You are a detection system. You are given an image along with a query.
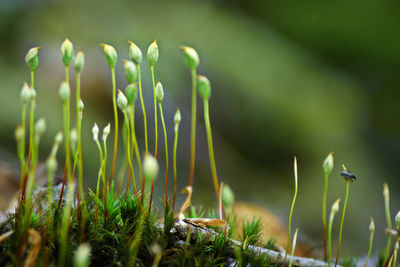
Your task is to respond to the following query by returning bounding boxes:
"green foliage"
[339,256,357,267]
[242,216,263,246]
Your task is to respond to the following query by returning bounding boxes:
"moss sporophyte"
[4,39,393,266]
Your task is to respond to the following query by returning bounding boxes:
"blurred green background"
[1,0,399,256]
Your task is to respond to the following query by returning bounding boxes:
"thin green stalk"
[188,68,197,187]
[45,136,61,231]
[59,150,78,267]
[123,111,148,224]
[129,104,143,191]
[24,136,39,225]
[45,165,56,224]
[76,72,86,241]
[58,68,71,207]
[21,119,44,253]
[76,74,84,202]
[26,94,35,183]
[150,66,158,158]
[116,154,128,194]
[328,199,340,266]
[288,228,299,267]
[172,119,180,210]
[364,218,375,267]
[137,64,148,156]
[335,181,350,267]
[384,182,392,263]
[102,138,108,183]
[322,152,334,262]
[100,139,107,206]
[30,70,35,88]
[148,66,158,214]
[159,104,169,206]
[203,99,219,197]
[58,99,71,207]
[22,72,36,202]
[95,139,103,198]
[392,240,399,267]
[284,157,298,265]
[109,67,118,187]
[322,172,329,261]
[18,104,27,189]
[123,111,138,194]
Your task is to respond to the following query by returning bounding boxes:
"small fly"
[340,164,356,182]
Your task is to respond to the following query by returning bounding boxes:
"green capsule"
[61,38,74,67]
[30,87,37,100]
[198,75,211,100]
[70,128,78,151]
[55,131,63,145]
[92,123,99,142]
[20,82,31,104]
[181,46,199,70]
[143,154,159,181]
[25,47,40,71]
[129,41,142,65]
[101,43,117,68]
[35,118,46,137]
[117,90,128,112]
[323,152,334,176]
[395,211,400,229]
[73,243,91,267]
[102,123,111,142]
[222,184,235,210]
[125,83,138,105]
[78,99,84,113]
[14,125,24,142]
[46,156,58,174]
[74,50,85,73]
[58,81,70,103]
[369,217,375,232]
[123,60,138,84]
[155,80,164,103]
[147,39,159,66]
[174,109,181,125]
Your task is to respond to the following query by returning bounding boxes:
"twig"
[171,219,338,267]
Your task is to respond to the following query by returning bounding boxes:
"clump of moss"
[1,38,398,267]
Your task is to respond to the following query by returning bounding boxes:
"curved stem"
[322,173,329,261]
[188,68,197,187]
[123,113,138,196]
[327,205,337,266]
[24,98,36,198]
[150,66,158,158]
[95,140,103,197]
[384,183,392,263]
[109,68,118,188]
[203,99,219,197]
[76,74,84,199]
[172,122,180,210]
[18,104,27,190]
[335,181,350,267]
[148,65,158,214]
[137,65,148,156]
[58,100,71,207]
[284,157,298,265]
[288,228,299,267]
[159,104,169,207]
[364,226,374,267]
[123,112,149,225]
[129,104,143,192]
[76,72,86,241]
